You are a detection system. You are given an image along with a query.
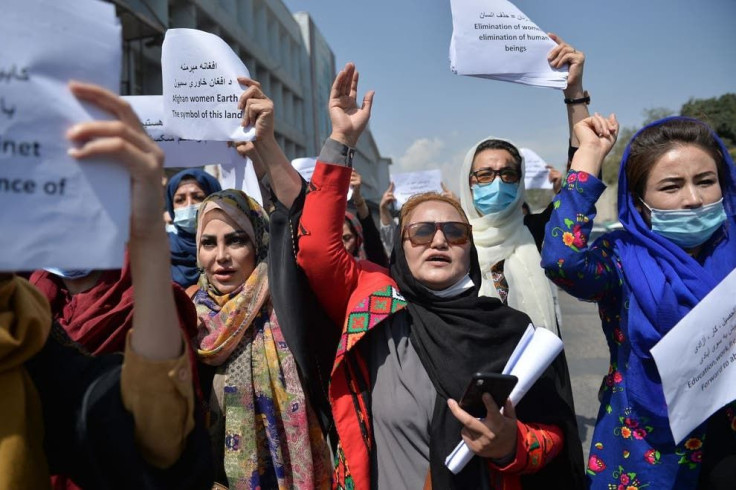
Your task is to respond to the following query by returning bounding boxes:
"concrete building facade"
[111,0,391,205]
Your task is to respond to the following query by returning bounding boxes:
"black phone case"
[459,372,518,418]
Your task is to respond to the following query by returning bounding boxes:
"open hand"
[329,63,374,148]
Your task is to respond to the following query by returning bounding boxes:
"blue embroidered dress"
[541,170,736,489]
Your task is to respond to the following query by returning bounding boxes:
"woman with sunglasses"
[458,33,586,335]
[294,62,583,490]
[542,114,736,488]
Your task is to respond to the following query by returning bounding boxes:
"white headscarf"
[459,136,557,333]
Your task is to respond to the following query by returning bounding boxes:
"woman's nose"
[682,184,704,209]
[430,228,448,248]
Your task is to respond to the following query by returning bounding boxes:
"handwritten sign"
[390,169,443,208]
[1,0,129,271]
[217,151,263,206]
[124,95,231,167]
[652,268,736,444]
[449,0,567,88]
[291,157,353,200]
[162,28,255,141]
[520,148,553,190]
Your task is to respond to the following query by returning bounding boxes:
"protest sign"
[217,150,263,206]
[652,268,736,443]
[291,157,352,200]
[162,28,255,142]
[449,0,567,88]
[291,157,317,182]
[1,0,128,271]
[124,95,231,167]
[521,148,553,190]
[446,325,563,472]
[391,169,443,208]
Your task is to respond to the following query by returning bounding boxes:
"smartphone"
[459,372,518,418]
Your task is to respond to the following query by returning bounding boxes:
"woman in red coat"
[293,63,583,490]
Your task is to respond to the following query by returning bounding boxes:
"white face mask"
[173,204,200,234]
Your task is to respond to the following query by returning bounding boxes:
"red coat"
[297,162,564,490]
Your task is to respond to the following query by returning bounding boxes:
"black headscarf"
[389,221,584,489]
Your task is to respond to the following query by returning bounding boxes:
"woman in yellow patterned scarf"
[192,189,330,490]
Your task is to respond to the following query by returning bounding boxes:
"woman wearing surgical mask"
[458,33,586,335]
[541,115,736,489]
[459,139,559,335]
[165,169,222,289]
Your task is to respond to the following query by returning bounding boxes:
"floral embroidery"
[609,466,649,489]
[603,363,624,394]
[675,435,705,469]
[613,328,625,345]
[644,449,661,465]
[587,454,606,475]
[614,415,653,441]
[563,170,587,193]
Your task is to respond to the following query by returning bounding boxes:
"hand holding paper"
[162,28,255,141]
[445,325,563,473]
[449,0,567,89]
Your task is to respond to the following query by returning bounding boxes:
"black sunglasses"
[468,167,520,185]
[402,221,472,246]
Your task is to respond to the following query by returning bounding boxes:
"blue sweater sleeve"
[541,170,622,303]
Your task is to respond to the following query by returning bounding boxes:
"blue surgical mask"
[640,198,727,249]
[44,268,93,279]
[173,204,200,234]
[472,180,518,215]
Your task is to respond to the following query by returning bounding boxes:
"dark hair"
[471,139,522,171]
[626,118,726,199]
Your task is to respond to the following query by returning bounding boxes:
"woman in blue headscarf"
[541,114,736,489]
[165,169,222,289]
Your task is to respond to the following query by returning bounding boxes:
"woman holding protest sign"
[294,62,583,490]
[0,82,212,489]
[190,77,331,489]
[458,33,582,335]
[541,113,736,488]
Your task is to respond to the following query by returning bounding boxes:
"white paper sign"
[124,95,231,168]
[521,148,553,190]
[651,269,736,444]
[390,169,443,208]
[291,157,353,200]
[291,157,317,182]
[0,0,128,271]
[217,150,263,206]
[449,0,567,89]
[162,28,255,141]
[446,324,563,472]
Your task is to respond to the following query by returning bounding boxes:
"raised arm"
[66,82,193,467]
[296,63,375,325]
[237,77,302,208]
[541,114,623,302]
[548,33,590,150]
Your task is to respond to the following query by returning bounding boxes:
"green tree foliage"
[680,93,736,159]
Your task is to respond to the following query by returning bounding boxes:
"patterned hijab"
[192,189,330,489]
[612,116,736,423]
